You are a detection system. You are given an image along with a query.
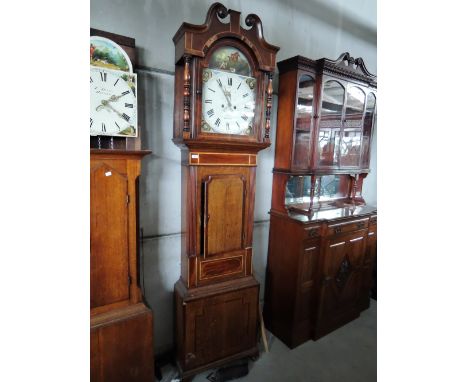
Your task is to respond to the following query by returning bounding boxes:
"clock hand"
[215,79,234,110]
[224,88,233,104]
[223,88,236,111]
[95,91,131,112]
[108,94,126,102]
[98,99,121,110]
[96,100,128,122]
[95,99,112,112]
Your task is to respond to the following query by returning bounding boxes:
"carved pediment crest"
[173,2,279,72]
[318,52,377,86]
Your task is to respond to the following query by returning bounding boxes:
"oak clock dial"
[90,67,138,137]
[201,47,256,136]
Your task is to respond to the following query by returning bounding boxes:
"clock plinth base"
[174,277,259,379]
[91,303,154,382]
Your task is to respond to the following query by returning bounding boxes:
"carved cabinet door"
[90,161,130,310]
[359,222,377,309]
[316,230,367,332]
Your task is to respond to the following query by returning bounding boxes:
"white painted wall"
[91,0,377,355]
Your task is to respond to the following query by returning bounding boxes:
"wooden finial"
[351,174,359,201]
[183,55,191,139]
[264,72,273,141]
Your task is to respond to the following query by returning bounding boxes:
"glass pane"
[341,86,365,167]
[361,93,376,167]
[345,86,366,116]
[318,175,340,200]
[313,175,348,203]
[321,81,345,116]
[318,80,344,166]
[293,75,314,169]
[285,176,312,206]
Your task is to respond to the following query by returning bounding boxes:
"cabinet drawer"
[303,225,321,240]
[326,218,368,236]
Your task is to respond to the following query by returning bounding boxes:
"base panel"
[175,277,259,378]
[91,303,154,382]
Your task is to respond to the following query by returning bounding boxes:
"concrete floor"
[162,300,376,382]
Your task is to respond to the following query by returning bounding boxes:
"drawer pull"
[308,229,319,237]
[186,353,196,362]
[357,221,365,229]
[334,227,342,234]
[322,276,332,285]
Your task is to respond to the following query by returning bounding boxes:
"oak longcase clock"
[89,28,154,382]
[172,3,279,380]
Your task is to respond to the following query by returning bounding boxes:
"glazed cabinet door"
[361,92,376,169]
[90,162,130,310]
[315,230,367,337]
[316,78,373,170]
[340,85,366,168]
[292,73,315,170]
[316,79,345,168]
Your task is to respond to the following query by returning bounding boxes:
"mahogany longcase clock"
[172,3,279,379]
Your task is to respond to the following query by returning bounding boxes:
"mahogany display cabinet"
[263,53,377,348]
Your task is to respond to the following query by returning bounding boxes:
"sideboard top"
[279,204,377,224]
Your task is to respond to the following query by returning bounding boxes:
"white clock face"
[90,67,138,137]
[201,68,256,135]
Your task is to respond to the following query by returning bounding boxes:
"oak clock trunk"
[172,3,279,379]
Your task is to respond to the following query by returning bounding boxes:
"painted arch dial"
[201,68,257,136]
[90,66,138,137]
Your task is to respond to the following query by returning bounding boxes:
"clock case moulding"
[172,3,279,380]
